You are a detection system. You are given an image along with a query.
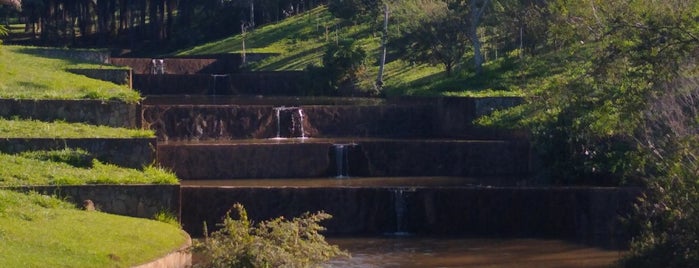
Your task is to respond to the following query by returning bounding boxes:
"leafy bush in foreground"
[193,203,348,268]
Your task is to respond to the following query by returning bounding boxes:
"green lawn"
[0,150,178,186]
[0,190,187,267]
[0,45,140,103]
[176,6,523,97]
[0,118,154,138]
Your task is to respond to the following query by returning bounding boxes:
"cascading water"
[333,144,351,178]
[273,106,307,139]
[210,74,229,95]
[297,109,306,139]
[151,59,165,74]
[391,188,413,236]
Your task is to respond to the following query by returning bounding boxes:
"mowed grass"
[177,6,522,97]
[0,45,141,103]
[0,150,178,186]
[0,118,154,138]
[0,190,187,267]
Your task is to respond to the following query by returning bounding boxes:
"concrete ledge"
[0,137,156,169]
[0,99,139,128]
[133,234,192,268]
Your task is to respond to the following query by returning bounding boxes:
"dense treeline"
[6,0,326,51]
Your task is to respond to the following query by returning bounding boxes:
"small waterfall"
[333,144,351,178]
[391,188,413,236]
[273,106,307,139]
[151,59,165,74]
[274,107,282,138]
[210,74,229,95]
[297,109,306,139]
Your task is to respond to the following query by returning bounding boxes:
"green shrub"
[193,203,348,268]
[153,210,181,228]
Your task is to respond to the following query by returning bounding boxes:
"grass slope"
[0,118,154,138]
[0,150,178,186]
[0,190,187,267]
[176,6,523,97]
[0,46,140,103]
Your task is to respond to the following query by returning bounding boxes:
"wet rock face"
[142,105,277,141]
[142,104,437,141]
[158,140,529,180]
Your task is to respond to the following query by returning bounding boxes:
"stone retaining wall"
[0,138,155,169]
[181,186,639,248]
[17,47,110,63]
[158,139,530,179]
[67,68,132,87]
[8,184,180,219]
[0,99,139,128]
[141,97,524,141]
[132,71,306,96]
[142,104,436,141]
[109,54,276,75]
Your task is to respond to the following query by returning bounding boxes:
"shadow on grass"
[14,47,107,65]
[14,81,50,90]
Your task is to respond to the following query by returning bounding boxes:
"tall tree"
[448,0,491,74]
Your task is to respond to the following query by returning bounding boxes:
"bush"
[322,39,367,92]
[193,203,348,268]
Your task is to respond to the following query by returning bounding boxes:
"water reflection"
[324,237,623,268]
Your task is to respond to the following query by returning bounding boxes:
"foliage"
[193,203,348,268]
[0,190,187,267]
[620,67,699,268]
[153,209,182,228]
[322,39,368,92]
[328,0,380,23]
[397,7,469,75]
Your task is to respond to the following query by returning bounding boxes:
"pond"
[324,237,622,268]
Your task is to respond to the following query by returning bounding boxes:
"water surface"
[324,237,623,268]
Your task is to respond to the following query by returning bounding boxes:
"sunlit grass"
[0,46,140,103]
[0,150,178,186]
[0,118,154,138]
[0,190,187,267]
[176,6,527,97]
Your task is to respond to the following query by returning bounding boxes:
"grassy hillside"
[0,46,140,103]
[0,190,186,267]
[176,6,523,97]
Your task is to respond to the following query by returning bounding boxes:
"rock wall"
[0,138,155,169]
[67,68,132,86]
[132,71,306,96]
[181,186,639,248]
[158,139,529,179]
[17,47,110,63]
[142,104,438,141]
[231,71,306,95]
[110,57,238,75]
[142,97,525,141]
[8,184,180,219]
[0,99,139,128]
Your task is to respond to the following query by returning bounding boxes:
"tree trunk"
[468,0,488,75]
[376,3,388,90]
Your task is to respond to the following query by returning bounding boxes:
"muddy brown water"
[323,237,623,268]
[192,237,623,267]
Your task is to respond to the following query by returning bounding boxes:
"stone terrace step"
[157,139,530,179]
